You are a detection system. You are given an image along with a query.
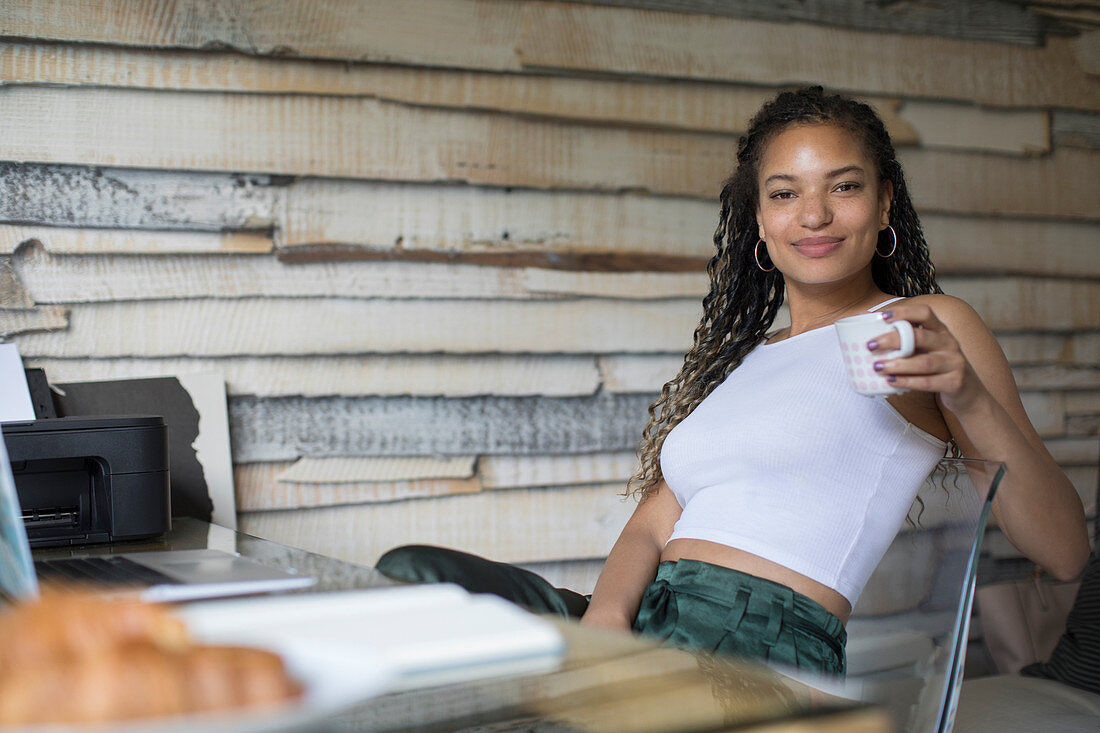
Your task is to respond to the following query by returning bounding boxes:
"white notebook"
[178,583,566,691]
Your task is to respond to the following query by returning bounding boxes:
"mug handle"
[891,320,915,358]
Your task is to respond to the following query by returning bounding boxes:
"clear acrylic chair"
[841,457,1006,733]
[775,458,1005,732]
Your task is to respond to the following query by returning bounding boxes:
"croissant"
[0,591,302,725]
[0,590,188,675]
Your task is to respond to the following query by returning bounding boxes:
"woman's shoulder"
[890,294,989,333]
[893,294,1004,366]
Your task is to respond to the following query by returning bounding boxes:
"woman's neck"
[782,281,889,338]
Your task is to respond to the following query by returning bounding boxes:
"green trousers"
[634,560,846,676]
[376,547,845,676]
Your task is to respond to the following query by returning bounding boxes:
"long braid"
[629,86,941,501]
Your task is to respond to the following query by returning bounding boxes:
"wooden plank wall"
[0,1,1097,600]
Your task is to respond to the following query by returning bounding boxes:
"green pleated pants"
[633,560,846,676]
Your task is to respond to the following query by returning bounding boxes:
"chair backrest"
[844,457,1005,733]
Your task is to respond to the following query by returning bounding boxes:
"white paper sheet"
[177,372,237,529]
[0,344,34,423]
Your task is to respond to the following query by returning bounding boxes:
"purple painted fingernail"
[881,311,894,320]
[873,361,884,372]
[866,339,878,351]
[886,375,897,383]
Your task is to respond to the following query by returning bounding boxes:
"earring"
[877,225,897,258]
[754,240,775,272]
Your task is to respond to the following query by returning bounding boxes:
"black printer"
[2,416,170,547]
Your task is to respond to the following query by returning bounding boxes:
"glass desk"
[33,518,890,733]
[33,516,390,594]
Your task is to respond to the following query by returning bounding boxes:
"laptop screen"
[0,430,39,602]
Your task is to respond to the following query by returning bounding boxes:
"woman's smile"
[792,236,844,257]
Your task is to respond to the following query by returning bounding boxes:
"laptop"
[0,430,314,603]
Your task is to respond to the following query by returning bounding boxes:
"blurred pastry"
[0,590,188,674]
[0,591,301,724]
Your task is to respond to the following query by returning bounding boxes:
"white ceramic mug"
[835,313,915,396]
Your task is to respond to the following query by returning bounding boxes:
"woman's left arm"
[875,296,1090,580]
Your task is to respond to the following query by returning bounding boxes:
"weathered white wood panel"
[924,215,1100,278]
[12,245,544,302]
[22,355,602,397]
[991,334,1074,366]
[0,226,272,256]
[0,86,734,199]
[1066,392,1100,416]
[1052,109,1100,150]
[1066,414,1100,436]
[1021,392,1067,438]
[281,179,715,258]
[0,259,32,307]
[1067,333,1100,366]
[0,306,66,337]
[1077,30,1100,74]
[1013,366,1100,391]
[899,148,1100,221]
[579,1,1058,45]
[234,462,482,512]
[9,298,701,357]
[940,277,1100,331]
[0,41,925,146]
[279,456,475,483]
[520,269,706,299]
[237,483,633,566]
[599,354,681,394]
[1029,4,1100,31]
[0,0,527,71]
[514,2,1100,110]
[0,164,279,231]
[5,87,1098,217]
[10,246,708,303]
[998,332,1082,363]
[996,333,1100,369]
[1045,437,1100,465]
[898,101,1049,155]
[479,452,639,490]
[226,394,655,462]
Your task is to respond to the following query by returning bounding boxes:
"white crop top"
[661,301,947,607]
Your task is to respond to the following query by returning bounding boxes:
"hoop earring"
[877,225,897,258]
[754,240,775,272]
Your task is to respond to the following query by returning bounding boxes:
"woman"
[378,87,1089,675]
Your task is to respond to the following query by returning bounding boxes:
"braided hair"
[629,86,942,500]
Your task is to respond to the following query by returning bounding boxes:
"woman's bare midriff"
[661,538,853,624]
